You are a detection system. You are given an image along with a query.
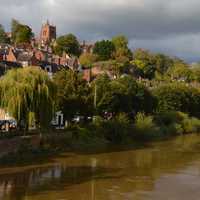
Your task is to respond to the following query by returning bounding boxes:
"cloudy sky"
[0,0,200,62]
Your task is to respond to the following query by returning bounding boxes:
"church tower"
[40,20,56,45]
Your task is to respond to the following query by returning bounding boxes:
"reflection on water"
[1,134,200,200]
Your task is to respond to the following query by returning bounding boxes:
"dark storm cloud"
[0,0,200,61]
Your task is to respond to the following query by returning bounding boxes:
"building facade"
[40,21,56,45]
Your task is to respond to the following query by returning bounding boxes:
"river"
[0,134,200,200]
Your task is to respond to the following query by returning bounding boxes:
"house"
[0,108,64,131]
[82,66,109,82]
[6,48,38,67]
[35,49,47,61]
[17,52,38,67]
[0,44,10,61]
[39,61,64,78]
[51,111,65,128]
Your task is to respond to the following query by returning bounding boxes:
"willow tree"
[0,67,57,130]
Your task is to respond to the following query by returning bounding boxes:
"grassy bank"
[1,111,200,166]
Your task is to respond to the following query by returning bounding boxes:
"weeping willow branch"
[0,67,57,131]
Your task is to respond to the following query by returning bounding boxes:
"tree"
[166,59,194,82]
[54,34,81,56]
[53,69,93,121]
[79,53,98,67]
[11,19,33,44]
[112,35,129,49]
[99,60,131,78]
[191,68,200,83]
[93,74,155,115]
[154,53,174,76]
[132,49,176,80]
[132,49,156,79]
[112,35,132,61]
[93,40,115,61]
[0,68,56,130]
[153,83,200,117]
[0,24,9,43]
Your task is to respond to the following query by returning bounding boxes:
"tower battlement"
[40,20,56,45]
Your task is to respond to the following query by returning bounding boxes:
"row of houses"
[0,44,80,75]
[0,21,112,130]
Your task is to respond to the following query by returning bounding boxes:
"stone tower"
[40,20,56,45]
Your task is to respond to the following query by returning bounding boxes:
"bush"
[95,113,131,144]
[155,111,200,136]
[133,112,160,140]
[182,117,200,133]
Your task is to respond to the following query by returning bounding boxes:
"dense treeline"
[1,21,200,143]
[0,66,200,144]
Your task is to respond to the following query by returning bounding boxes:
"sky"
[0,0,200,62]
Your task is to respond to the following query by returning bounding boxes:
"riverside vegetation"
[1,34,200,162]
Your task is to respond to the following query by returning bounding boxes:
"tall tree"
[11,19,33,44]
[0,68,56,130]
[54,34,81,56]
[112,35,129,49]
[54,69,93,121]
[93,40,115,61]
[93,74,155,115]
[0,24,9,43]
[153,83,200,117]
[112,35,132,62]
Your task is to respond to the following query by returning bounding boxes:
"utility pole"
[94,83,97,109]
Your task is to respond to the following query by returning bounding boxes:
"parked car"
[0,119,17,131]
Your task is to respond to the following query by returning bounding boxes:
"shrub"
[155,111,200,136]
[99,113,131,143]
[155,111,178,126]
[133,112,160,140]
[182,117,200,133]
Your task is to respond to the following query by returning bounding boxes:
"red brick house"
[6,48,38,67]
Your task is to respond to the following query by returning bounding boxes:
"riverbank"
[0,111,200,166]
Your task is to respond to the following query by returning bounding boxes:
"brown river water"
[0,134,200,200]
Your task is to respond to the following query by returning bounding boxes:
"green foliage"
[112,35,128,49]
[166,59,194,82]
[11,19,33,44]
[54,69,93,121]
[108,60,131,78]
[0,24,9,43]
[132,49,175,79]
[79,53,98,67]
[154,54,174,78]
[191,68,200,82]
[112,35,132,61]
[134,112,159,140]
[54,34,81,56]
[133,49,157,79]
[93,74,156,115]
[94,113,131,143]
[0,67,56,129]
[153,83,200,117]
[155,112,200,136]
[93,40,115,61]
